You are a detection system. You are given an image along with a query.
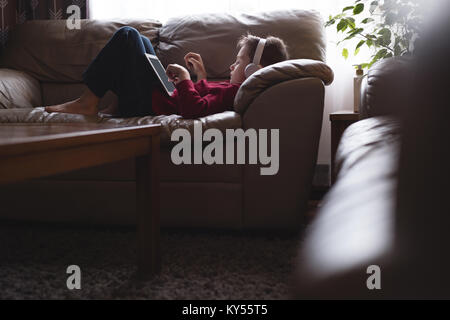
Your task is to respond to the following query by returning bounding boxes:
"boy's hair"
[237,34,289,67]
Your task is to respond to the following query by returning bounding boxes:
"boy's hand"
[166,64,191,85]
[184,52,207,81]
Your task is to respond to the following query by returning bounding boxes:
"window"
[90,0,350,23]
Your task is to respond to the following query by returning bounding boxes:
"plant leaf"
[378,28,392,45]
[370,1,379,14]
[346,17,356,28]
[342,48,349,59]
[356,40,366,50]
[343,6,354,12]
[374,48,388,60]
[325,19,336,27]
[353,3,364,15]
[354,41,364,55]
[337,20,347,32]
[362,18,374,24]
[361,63,369,69]
[344,28,364,41]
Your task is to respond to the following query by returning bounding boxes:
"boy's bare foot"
[45,98,98,116]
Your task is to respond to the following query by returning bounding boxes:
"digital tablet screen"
[145,54,176,96]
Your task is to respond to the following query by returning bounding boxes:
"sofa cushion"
[234,59,334,114]
[0,19,161,83]
[157,10,326,79]
[0,108,242,147]
[0,69,42,109]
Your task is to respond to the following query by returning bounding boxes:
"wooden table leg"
[136,135,160,278]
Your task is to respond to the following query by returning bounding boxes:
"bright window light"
[89,0,352,23]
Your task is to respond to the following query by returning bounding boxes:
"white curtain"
[90,0,368,165]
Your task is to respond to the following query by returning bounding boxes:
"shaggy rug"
[0,223,302,300]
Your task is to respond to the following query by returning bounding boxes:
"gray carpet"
[0,223,301,300]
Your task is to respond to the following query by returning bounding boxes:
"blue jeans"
[82,26,160,117]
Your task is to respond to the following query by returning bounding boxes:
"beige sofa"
[0,10,333,229]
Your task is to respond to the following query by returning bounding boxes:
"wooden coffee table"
[0,123,161,278]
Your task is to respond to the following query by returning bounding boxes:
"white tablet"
[145,54,176,96]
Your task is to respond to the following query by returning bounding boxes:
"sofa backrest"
[0,10,325,84]
[156,10,326,79]
[0,19,161,83]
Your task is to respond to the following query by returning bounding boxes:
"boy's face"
[230,46,251,84]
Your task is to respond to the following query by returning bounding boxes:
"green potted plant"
[326,0,424,69]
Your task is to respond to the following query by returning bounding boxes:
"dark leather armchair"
[293,6,450,297]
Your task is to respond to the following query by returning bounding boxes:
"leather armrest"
[241,77,325,228]
[293,117,400,298]
[0,69,42,109]
[234,59,333,115]
[360,57,412,119]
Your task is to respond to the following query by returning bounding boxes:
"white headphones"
[245,38,266,78]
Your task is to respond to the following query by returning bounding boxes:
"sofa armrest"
[0,69,42,109]
[293,117,400,299]
[360,57,412,119]
[234,59,333,115]
[241,77,325,228]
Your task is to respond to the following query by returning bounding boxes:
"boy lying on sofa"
[45,26,289,119]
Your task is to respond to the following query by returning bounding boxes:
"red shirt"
[151,79,241,119]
